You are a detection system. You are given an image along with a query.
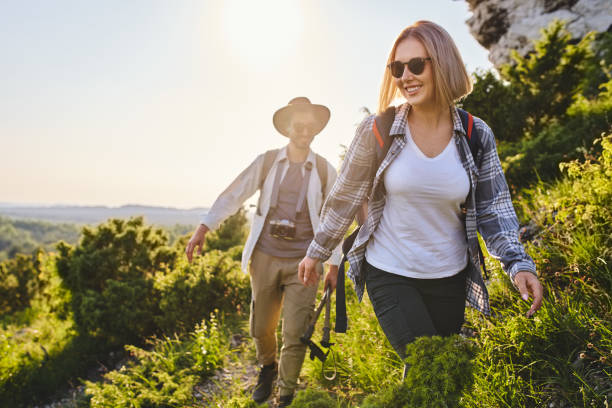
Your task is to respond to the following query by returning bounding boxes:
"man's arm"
[200,153,266,231]
[186,154,265,262]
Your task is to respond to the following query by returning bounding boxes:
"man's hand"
[185,224,209,263]
[324,265,339,292]
[298,256,320,287]
[514,271,544,317]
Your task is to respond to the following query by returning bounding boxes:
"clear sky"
[1,0,492,209]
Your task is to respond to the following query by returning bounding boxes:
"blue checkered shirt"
[306,103,537,315]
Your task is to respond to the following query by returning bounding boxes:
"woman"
[298,21,543,359]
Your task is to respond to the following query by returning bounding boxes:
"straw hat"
[273,97,330,137]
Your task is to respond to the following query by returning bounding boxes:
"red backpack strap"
[467,112,474,140]
[457,108,481,162]
[372,119,384,148]
[373,106,396,168]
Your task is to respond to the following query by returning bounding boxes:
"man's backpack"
[334,107,488,334]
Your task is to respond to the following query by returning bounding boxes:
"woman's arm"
[474,119,543,315]
[300,115,378,285]
[307,115,378,261]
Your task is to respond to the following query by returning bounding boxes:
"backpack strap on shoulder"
[457,108,480,163]
[373,106,396,168]
[260,149,280,190]
[315,153,328,198]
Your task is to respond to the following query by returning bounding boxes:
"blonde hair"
[378,21,473,114]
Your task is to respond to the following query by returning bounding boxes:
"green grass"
[84,314,226,408]
[0,310,109,407]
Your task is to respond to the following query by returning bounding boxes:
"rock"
[465,0,612,67]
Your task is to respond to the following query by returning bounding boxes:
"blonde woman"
[300,21,543,360]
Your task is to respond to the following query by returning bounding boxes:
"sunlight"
[221,0,304,70]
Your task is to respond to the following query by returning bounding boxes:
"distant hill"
[0,204,209,226]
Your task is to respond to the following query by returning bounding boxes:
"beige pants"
[249,249,322,396]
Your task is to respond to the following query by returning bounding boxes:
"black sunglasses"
[387,57,432,78]
[292,122,316,134]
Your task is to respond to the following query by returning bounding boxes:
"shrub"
[55,217,175,345]
[517,135,612,292]
[289,388,338,407]
[0,315,110,407]
[154,249,250,334]
[0,250,70,318]
[361,335,476,408]
[0,253,42,315]
[203,208,249,252]
[85,315,225,408]
[462,21,612,191]
[500,81,612,190]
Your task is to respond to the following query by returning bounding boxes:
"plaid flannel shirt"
[306,103,537,316]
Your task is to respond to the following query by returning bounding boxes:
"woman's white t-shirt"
[365,127,470,278]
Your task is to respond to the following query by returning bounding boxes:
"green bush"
[154,249,250,334]
[0,252,43,314]
[204,208,249,252]
[85,315,225,408]
[500,80,612,190]
[517,135,612,292]
[289,388,338,407]
[224,396,266,407]
[0,314,111,407]
[0,250,71,318]
[361,335,476,408]
[462,21,612,191]
[55,217,176,345]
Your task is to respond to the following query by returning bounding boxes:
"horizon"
[0,201,209,211]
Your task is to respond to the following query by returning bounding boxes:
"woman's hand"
[514,271,544,317]
[324,265,339,292]
[298,256,320,287]
[185,224,209,263]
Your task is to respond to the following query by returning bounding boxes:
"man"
[185,97,341,407]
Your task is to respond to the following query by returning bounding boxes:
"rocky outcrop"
[465,0,612,67]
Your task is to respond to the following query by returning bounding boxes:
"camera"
[269,219,296,240]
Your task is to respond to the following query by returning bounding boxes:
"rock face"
[465,0,612,67]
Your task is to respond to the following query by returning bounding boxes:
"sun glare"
[222,0,304,70]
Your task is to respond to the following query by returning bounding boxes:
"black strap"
[300,287,332,362]
[335,258,348,333]
[334,227,358,333]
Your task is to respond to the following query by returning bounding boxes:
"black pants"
[365,261,467,359]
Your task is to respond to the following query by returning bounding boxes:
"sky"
[0,0,493,209]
